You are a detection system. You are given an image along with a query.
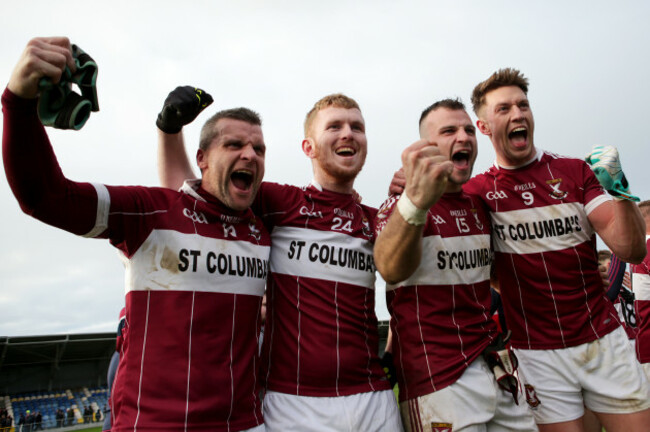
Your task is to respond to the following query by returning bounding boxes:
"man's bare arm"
[589,200,646,264]
[156,86,212,189]
[374,139,453,284]
[157,129,196,190]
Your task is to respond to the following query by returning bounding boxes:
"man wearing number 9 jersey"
[465,67,650,432]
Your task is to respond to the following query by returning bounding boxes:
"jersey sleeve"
[254,182,298,229]
[3,88,103,236]
[2,88,174,251]
[581,160,610,215]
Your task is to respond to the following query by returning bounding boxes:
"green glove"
[156,86,213,134]
[38,44,99,130]
[585,145,639,202]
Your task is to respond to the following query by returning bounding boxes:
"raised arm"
[3,37,102,236]
[156,86,212,189]
[585,146,646,263]
[374,139,453,284]
[589,201,646,263]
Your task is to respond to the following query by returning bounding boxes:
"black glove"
[156,86,213,133]
[483,330,520,404]
[380,351,398,388]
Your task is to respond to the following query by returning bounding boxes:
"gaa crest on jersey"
[524,384,541,409]
[431,423,453,432]
[362,216,373,239]
[546,179,568,200]
[248,222,261,241]
[470,208,484,231]
[377,195,398,220]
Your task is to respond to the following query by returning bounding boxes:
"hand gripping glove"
[38,44,99,130]
[156,86,214,134]
[483,330,520,404]
[585,145,640,202]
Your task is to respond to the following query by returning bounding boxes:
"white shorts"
[400,356,537,432]
[263,389,403,431]
[642,362,650,383]
[515,326,650,424]
[244,425,265,432]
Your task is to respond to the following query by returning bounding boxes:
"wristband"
[397,194,427,226]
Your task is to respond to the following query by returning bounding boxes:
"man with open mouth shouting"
[3,37,270,432]
[465,68,650,432]
[157,91,402,431]
[374,98,538,431]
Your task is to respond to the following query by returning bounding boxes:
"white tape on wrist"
[397,194,427,226]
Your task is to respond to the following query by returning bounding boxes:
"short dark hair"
[419,98,467,128]
[199,107,262,151]
[471,68,529,115]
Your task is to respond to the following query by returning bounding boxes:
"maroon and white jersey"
[375,192,496,402]
[256,182,390,397]
[632,236,650,363]
[464,149,620,350]
[2,89,270,432]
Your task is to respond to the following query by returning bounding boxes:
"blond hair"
[304,94,360,137]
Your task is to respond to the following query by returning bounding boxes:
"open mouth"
[335,147,356,156]
[231,169,253,191]
[451,149,470,169]
[508,127,528,147]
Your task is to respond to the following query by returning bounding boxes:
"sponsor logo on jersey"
[524,384,541,409]
[546,178,568,200]
[299,206,324,219]
[183,208,208,224]
[470,208,484,231]
[449,209,467,217]
[431,423,453,432]
[514,182,536,192]
[334,208,354,219]
[219,214,244,224]
[486,190,508,200]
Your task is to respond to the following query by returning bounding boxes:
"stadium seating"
[5,386,108,429]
